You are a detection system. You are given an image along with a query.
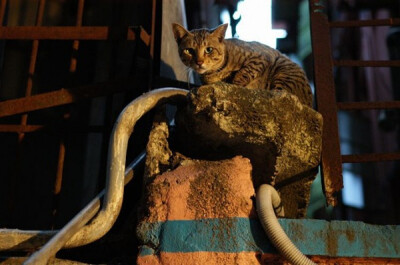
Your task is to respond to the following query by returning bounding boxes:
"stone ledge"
[137,218,400,263]
[174,83,323,218]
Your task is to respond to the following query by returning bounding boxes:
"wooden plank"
[0,77,135,118]
[0,125,44,133]
[0,124,107,133]
[137,26,151,47]
[0,26,150,43]
[309,0,343,206]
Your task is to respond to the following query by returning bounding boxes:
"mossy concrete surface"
[175,83,323,218]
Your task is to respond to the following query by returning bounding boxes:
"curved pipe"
[256,184,316,265]
[0,88,188,251]
[64,87,188,247]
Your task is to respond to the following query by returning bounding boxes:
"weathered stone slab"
[174,83,323,217]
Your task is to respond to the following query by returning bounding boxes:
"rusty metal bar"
[51,0,86,227]
[148,0,162,90]
[0,0,6,25]
[337,101,400,110]
[69,0,85,72]
[8,0,46,225]
[0,125,44,133]
[53,139,66,197]
[342,153,400,163]
[330,18,400,28]
[149,0,157,62]
[138,26,151,46]
[51,111,70,227]
[18,0,46,143]
[0,26,149,43]
[0,124,106,133]
[334,60,400,67]
[309,0,343,206]
[0,77,136,118]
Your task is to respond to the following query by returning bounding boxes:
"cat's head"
[172,23,228,74]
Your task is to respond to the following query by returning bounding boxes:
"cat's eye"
[205,47,213,54]
[183,48,194,55]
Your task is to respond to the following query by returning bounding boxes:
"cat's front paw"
[232,74,250,87]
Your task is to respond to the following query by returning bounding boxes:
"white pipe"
[64,88,188,247]
[256,184,316,265]
[0,88,188,251]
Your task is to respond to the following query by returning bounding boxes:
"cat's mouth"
[194,65,207,74]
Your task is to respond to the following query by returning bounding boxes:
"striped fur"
[172,23,313,106]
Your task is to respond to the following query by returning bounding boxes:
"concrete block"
[175,83,323,217]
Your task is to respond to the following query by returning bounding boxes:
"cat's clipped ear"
[172,23,191,43]
[211,23,228,42]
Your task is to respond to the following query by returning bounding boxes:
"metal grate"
[309,0,400,205]
[0,0,153,229]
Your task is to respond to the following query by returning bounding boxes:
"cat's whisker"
[174,67,194,90]
[185,67,195,89]
[186,71,192,89]
[184,67,193,90]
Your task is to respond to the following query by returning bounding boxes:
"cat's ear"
[211,23,228,42]
[172,23,191,43]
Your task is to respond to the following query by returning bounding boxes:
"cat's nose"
[196,60,204,66]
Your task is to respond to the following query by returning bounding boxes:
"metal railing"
[309,0,400,205]
[0,88,188,264]
[0,0,155,230]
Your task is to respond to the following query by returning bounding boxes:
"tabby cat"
[172,23,313,106]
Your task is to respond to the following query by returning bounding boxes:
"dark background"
[0,0,399,263]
